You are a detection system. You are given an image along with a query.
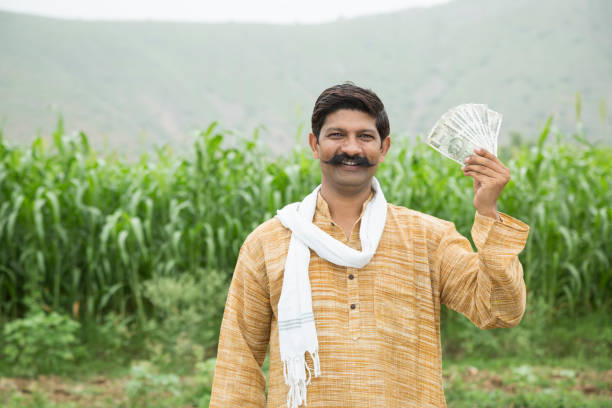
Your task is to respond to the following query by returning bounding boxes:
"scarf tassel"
[276,177,386,408]
[282,350,321,408]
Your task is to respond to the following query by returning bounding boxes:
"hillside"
[1,0,611,154]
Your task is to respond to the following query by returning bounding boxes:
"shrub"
[142,268,230,368]
[2,310,82,376]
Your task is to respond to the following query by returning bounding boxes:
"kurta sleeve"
[210,235,272,407]
[432,211,530,329]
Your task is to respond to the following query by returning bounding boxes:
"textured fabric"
[210,193,529,408]
[275,178,386,408]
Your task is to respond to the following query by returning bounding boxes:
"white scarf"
[275,177,387,408]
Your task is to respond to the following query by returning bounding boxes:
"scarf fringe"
[282,350,321,408]
[276,178,386,407]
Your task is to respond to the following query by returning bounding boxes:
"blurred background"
[1,0,610,154]
[0,1,610,407]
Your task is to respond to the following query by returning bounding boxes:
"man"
[210,83,529,407]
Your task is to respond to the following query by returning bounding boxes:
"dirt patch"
[0,375,128,406]
[443,365,612,398]
[2,365,610,406]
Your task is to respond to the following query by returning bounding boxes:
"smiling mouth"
[340,159,359,166]
[322,154,375,167]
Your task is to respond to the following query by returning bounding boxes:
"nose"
[341,135,362,156]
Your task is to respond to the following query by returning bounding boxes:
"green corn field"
[0,118,610,333]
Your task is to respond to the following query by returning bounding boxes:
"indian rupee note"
[486,108,502,155]
[427,121,481,165]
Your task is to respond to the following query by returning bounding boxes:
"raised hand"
[461,148,510,220]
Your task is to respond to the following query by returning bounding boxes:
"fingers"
[464,149,509,178]
[464,151,503,171]
[462,169,494,184]
[474,147,496,160]
[462,148,511,192]
[461,163,497,178]
[478,149,506,170]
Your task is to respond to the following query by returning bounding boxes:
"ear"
[378,136,391,163]
[308,132,320,159]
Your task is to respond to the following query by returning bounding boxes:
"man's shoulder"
[242,216,290,250]
[386,203,455,231]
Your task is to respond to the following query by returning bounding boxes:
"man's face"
[309,109,391,192]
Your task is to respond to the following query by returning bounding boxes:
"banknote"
[427,120,483,165]
[486,108,502,155]
[451,104,489,148]
[426,104,501,164]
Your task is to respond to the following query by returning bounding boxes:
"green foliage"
[125,361,181,407]
[444,363,611,407]
[445,387,610,408]
[141,268,229,368]
[2,311,82,376]
[0,120,610,339]
[2,355,608,407]
[123,358,216,408]
[509,126,612,314]
[441,297,612,366]
[0,393,57,408]
[80,312,135,363]
[189,359,218,408]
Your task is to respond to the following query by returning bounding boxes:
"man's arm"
[434,147,529,328]
[433,211,529,329]
[210,236,272,407]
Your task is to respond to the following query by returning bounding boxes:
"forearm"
[469,247,526,329]
[438,212,529,329]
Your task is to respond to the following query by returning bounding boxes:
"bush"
[142,268,230,368]
[188,358,217,408]
[2,311,82,376]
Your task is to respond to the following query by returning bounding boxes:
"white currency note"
[486,108,502,155]
[427,121,483,165]
[426,104,501,164]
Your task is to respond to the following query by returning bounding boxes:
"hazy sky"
[0,0,452,24]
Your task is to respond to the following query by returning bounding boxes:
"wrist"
[477,207,499,220]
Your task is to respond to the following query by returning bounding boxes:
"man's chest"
[265,229,438,343]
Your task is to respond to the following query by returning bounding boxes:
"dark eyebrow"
[325,127,346,133]
[325,127,377,133]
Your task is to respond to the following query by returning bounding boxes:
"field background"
[1,0,612,406]
[0,117,610,406]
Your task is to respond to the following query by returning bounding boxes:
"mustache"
[321,153,376,167]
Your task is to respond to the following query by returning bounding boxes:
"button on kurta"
[346,265,361,340]
[210,187,531,407]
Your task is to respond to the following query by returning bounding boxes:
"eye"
[328,132,343,138]
[360,134,374,140]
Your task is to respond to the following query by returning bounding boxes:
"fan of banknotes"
[426,104,502,165]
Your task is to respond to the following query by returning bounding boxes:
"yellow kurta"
[210,193,529,407]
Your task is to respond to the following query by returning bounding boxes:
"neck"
[320,179,373,238]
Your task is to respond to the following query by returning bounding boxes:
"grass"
[1,296,609,407]
[0,358,609,407]
[0,119,611,406]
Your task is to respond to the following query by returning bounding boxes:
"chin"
[328,170,375,189]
